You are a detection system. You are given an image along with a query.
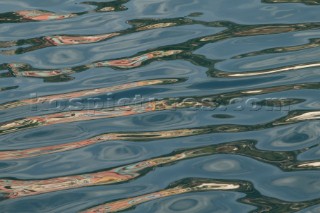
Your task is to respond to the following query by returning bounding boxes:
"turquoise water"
[0,0,320,212]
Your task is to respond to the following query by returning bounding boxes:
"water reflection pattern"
[0,140,318,199]
[0,0,319,212]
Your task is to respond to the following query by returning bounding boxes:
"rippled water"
[0,0,320,212]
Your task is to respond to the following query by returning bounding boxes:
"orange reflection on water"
[16,10,76,21]
[45,33,120,46]
[0,147,222,198]
[6,50,183,78]
[7,63,74,78]
[92,50,183,69]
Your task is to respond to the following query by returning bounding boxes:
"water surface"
[0,0,320,212]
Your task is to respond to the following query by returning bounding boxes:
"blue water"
[0,0,320,212]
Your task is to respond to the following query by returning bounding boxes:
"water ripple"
[0,0,320,212]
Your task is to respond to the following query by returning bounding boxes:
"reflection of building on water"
[0,81,320,136]
[0,78,178,111]
[91,50,183,69]
[2,21,320,81]
[0,0,318,212]
[0,139,317,199]
[82,178,241,213]
[136,22,177,31]
[297,161,320,168]
[0,33,121,55]
[0,98,204,135]
[0,144,240,198]
[7,63,75,78]
[82,175,320,213]
[0,10,76,23]
[0,17,191,55]
[15,10,76,21]
[286,111,320,122]
[0,96,214,135]
[44,33,120,46]
[4,50,183,79]
[0,0,129,23]
[0,123,203,160]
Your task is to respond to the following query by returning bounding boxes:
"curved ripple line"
[0,140,316,199]
[0,16,193,55]
[0,128,205,160]
[0,33,120,56]
[200,23,320,42]
[0,81,319,135]
[0,78,180,111]
[296,161,320,168]
[2,102,320,160]
[81,176,320,213]
[233,38,320,59]
[0,101,165,135]
[81,178,243,213]
[212,61,320,78]
[239,187,320,212]
[89,50,183,69]
[4,50,183,81]
[0,141,247,198]
[0,0,129,24]
[0,1,319,211]
[3,22,320,82]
